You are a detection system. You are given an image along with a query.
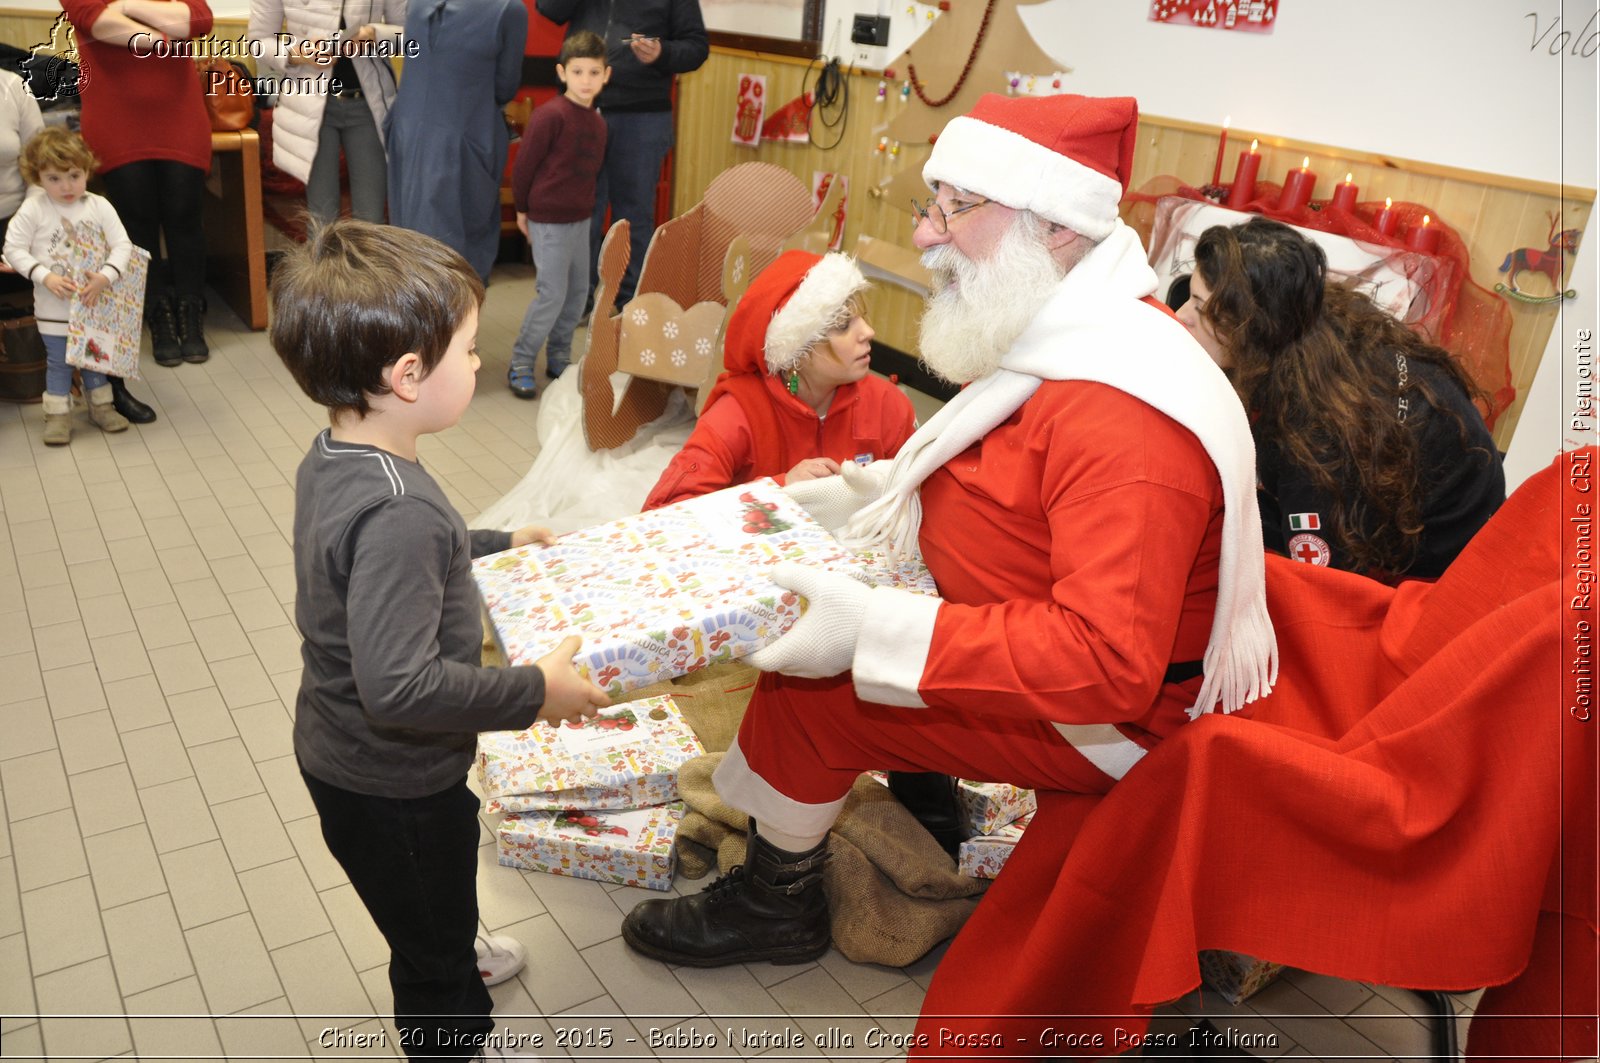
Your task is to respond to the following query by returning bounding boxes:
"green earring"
[786,370,800,396]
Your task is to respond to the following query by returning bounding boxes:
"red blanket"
[911,447,1595,1060]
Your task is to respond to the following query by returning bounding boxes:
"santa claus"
[621,90,1590,1061]
[622,90,1271,964]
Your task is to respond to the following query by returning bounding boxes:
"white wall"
[830,0,1596,188]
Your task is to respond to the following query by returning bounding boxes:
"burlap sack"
[673,750,987,968]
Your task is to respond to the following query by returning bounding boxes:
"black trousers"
[99,159,207,302]
[299,766,495,1062]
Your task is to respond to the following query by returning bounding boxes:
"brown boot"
[86,384,130,433]
[621,824,830,967]
[41,392,72,445]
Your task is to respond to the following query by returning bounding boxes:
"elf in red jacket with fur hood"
[642,250,917,511]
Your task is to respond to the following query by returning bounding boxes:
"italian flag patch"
[1288,512,1322,531]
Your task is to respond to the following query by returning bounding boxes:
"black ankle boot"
[176,296,209,364]
[621,826,830,967]
[147,294,182,366]
[108,376,156,424]
[888,771,966,858]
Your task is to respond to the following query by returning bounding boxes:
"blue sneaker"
[508,366,539,399]
[546,362,567,380]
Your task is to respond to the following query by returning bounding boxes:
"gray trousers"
[511,220,590,375]
[307,95,388,225]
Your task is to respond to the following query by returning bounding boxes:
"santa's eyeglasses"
[910,196,993,234]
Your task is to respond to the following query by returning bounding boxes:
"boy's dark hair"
[559,29,606,67]
[270,219,484,419]
[19,126,96,185]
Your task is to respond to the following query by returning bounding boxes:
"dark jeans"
[299,766,494,1062]
[589,109,675,307]
[99,159,207,303]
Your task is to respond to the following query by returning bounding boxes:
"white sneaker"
[474,933,526,986]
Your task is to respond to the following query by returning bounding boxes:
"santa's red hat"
[723,250,869,376]
[923,93,1138,241]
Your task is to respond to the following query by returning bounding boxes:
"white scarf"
[841,221,1278,715]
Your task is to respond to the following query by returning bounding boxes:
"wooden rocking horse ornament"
[1495,211,1581,304]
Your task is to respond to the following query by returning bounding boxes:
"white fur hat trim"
[764,253,870,374]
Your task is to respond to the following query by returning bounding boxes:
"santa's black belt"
[1163,660,1204,685]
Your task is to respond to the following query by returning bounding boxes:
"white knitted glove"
[781,459,894,534]
[747,562,871,678]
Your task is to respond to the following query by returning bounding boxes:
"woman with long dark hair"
[1178,216,1504,580]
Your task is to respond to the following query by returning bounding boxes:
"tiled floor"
[0,263,1472,1060]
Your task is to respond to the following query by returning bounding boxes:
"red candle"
[1211,115,1230,187]
[1226,139,1261,208]
[1329,172,1358,213]
[1371,196,1398,237]
[1406,213,1441,254]
[1276,156,1317,213]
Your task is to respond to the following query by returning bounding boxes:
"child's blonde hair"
[19,127,98,186]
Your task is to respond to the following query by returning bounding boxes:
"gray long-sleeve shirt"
[292,430,544,798]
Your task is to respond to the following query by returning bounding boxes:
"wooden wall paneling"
[673,53,1594,445]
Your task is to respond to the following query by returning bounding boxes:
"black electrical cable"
[803,54,848,151]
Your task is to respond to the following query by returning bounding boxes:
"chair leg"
[1412,989,1460,1060]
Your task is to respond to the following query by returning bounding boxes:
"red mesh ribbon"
[1124,176,1515,429]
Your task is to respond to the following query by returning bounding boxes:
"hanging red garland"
[906,0,999,108]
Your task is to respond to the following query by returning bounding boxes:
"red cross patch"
[1287,532,1331,567]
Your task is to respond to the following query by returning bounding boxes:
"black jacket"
[536,0,708,112]
[1257,357,1506,580]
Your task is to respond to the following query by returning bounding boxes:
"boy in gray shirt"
[272,219,608,1061]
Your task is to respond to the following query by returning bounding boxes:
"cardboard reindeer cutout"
[581,163,830,450]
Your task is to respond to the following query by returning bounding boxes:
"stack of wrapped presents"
[478,695,703,890]
[955,780,1037,880]
[472,478,936,699]
[473,478,939,890]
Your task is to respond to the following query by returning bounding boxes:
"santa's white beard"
[917,218,1065,386]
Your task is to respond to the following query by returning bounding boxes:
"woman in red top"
[643,250,916,510]
[62,0,215,402]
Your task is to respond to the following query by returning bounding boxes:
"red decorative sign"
[1150,0,1277,33]
[731,73,766,148]
[812,172,849,252]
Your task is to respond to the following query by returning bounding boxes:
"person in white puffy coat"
[248,0,406,224]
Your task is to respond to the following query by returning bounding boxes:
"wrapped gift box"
[957,811,1031,880]
[475,479,937,698]
[1197,949,1286,1005]
[479,695,704,813]
[496,802,684,891]
[958,780,1037,836]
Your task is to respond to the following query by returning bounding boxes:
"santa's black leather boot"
[621,826,829,967]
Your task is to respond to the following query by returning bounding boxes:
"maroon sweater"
[511,95,607,224]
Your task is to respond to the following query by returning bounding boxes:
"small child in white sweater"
[2,127,134,445]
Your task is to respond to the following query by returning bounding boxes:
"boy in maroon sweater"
[508,30,609,397]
